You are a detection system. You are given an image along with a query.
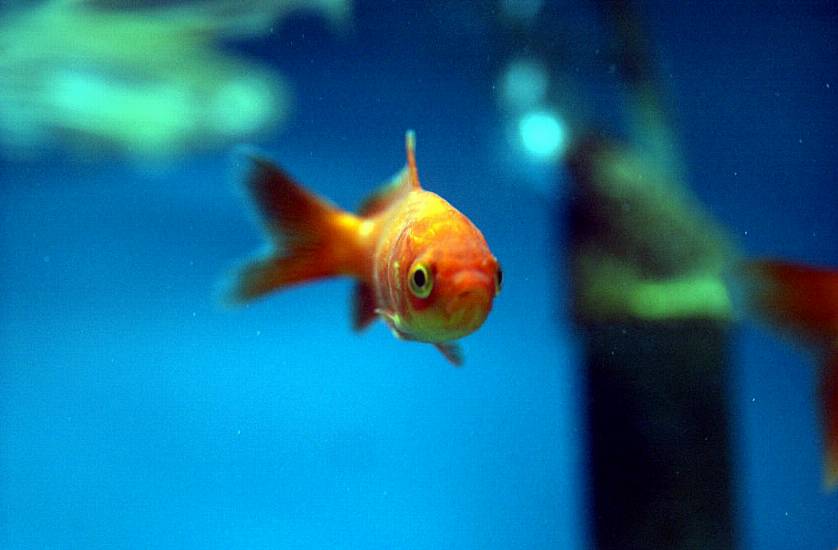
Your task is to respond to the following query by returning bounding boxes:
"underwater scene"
[0,1,836,548]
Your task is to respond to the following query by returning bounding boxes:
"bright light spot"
[518,110,567,160]
[500,59,549,111]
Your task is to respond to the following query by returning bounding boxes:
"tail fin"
[226,154,359,303]
[746,259,838,489]
[746,260,838,344]
[824,352,838,488]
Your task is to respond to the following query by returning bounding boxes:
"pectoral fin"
[376,309,412,340]
[376,308,464,366]
[352,282,377,330]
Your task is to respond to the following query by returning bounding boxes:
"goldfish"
[747,259,838,488]
[225,131,501,365]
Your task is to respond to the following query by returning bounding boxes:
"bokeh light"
[500,59,549,111]
[518,110,568,160]
[499,0,545,24]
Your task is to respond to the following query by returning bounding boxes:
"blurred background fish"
[746,260,838,489]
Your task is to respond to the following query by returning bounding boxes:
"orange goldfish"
[226,131,501,365]
[747,260,838,488]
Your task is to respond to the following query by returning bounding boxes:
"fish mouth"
[445,286,492,331]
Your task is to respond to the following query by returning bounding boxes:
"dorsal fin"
[358,167,410,217]
[357,131,420,217]
[405,130,421,190]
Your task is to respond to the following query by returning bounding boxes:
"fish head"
[395,200,501,343]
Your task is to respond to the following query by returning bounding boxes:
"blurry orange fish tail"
[747,260,838,339]
[226,154,362,303]
[747,259,838,489]
[824,352,838,489]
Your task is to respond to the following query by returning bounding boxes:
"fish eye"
[409,263,433,298]
[495,265,503,295]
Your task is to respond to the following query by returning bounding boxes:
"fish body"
[748,260,838,488]
[226,132,501,365]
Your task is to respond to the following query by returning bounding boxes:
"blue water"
[1,2,836,549]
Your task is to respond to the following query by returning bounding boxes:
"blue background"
[0,2,836,548]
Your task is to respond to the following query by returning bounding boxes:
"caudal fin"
[746,260,838,343]
[226,154,358,303]
[746,259,838,489]
[824,352,838,489]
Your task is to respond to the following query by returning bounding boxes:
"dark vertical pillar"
[563,126,740,549]
[565,4,739,543]
[580,320,735,549]
[565,132,738,548]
